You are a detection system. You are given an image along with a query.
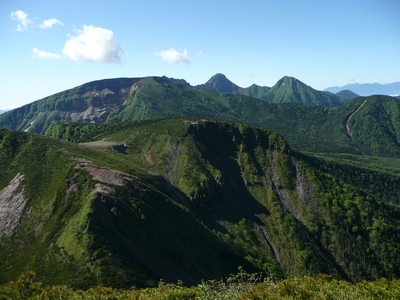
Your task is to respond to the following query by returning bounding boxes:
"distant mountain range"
[0,109,10,115]
[325,81,400,96]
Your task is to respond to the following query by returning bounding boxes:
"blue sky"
[1,0,399,109]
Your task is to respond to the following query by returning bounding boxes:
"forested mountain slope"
[261,76,342,107]
[195,73,244,94]
[2,119,400,288]
[335,90,360,103]
[195,73,272,100]
[1,76,400,157]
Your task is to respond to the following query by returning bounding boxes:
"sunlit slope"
[2,119,399,288]
[2,76,400,158]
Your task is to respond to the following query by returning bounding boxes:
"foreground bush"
[1,270,400,299]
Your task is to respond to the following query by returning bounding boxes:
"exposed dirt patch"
[145,150,157,166]
[89,167,130,186]
[80,140,116,148]
[76,163,131,187]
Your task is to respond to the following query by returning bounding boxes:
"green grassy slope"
[102,78,400,157]
[263,76,342,107]
[0,125,253,288]
[14,119,400,285]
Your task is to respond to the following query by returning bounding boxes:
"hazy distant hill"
[325,82,400,96]
[335,90,359,103]
[195,73,272,100]
[0,110,10,115]
[195,73,243,93]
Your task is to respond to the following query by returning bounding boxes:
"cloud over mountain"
[62,25,123,63]
[155,48,190,64]
[10,10,33,31]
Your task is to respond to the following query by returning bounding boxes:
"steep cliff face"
[119,119,400,282]
[161,121,340,277]
[0,78,144,134]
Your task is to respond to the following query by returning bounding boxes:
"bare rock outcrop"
[0,173,27,238]
[267,153,306,225]
[292,157,313,205]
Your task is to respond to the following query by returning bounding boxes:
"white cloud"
[10,10,33,31]
[348,76,363,83]
[196,50,205,58]
[32,47,61,59]
[155,48,190,64]
[62,25,123,63]
[39,18,64,29]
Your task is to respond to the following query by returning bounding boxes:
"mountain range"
[196,73,343,106]
[325,81,400,96]
[1,73,400,288]
[1,74,400,157]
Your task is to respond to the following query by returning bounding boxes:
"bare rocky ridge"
[0,173,27,238]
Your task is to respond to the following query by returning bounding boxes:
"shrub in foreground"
[1,270,400,299]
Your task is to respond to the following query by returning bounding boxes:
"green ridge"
[1,119,400,288]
